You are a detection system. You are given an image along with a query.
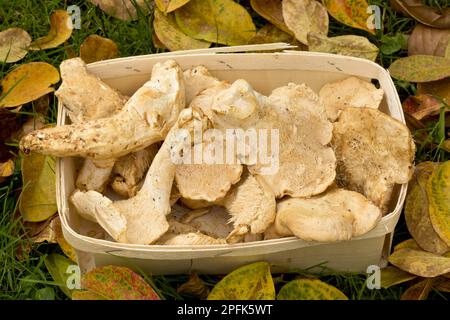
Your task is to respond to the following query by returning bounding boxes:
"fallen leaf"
[72,290,105,300]
[443,140,450,152]
[389,248,450,277]
[29,10,73,50]
[250,0,293,35]
[249,23,296,45]
[175,0,256,46]
[434,278,450,292]
[0,108,22,161]
[394,239,422,251]
[207,262,275,300]
[380,33,408,55]
[277,278,348,300]
[408,24,450,57]
[81,265,160,300]
[390,0,450,29]
[54,216,78,263]
[152,32,166,50]
[44,254,77,298]
[13,116,46,141]
[402,95,443,121]
[177,273,210,299]
[153,9,210,52]
[80,35,119,64]
[0,62,60,108]
[401,278,435,300]
[155,0,190,13]
[322,0,375,34]
[89,0,150,20]
[282,0,328,45]
[418,78,450,106]
[446,41,450,58]
[0,28,32,63]
[380,266,417,289]
[388,55,450,82]
[428,160,450,247]
[405,161,449,255]
[32,216,57,243]
[307,32,379,61]
[0,159,14,179]
[19,153,57,222]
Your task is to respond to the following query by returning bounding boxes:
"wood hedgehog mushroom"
[332,107,415,214]
[273,188,382,242]
[20,59,185,160]
[319,76,384,122]
[70,108,208,244]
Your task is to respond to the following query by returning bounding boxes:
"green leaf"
[389,248,450,277]
[207,262,275,300]
[380,33,408,55]
[19,153,57,222]
[175,0,256,46]
[44,254,77,298]
[35,287,56,300]
[277,279,348,300]
[380,266,417,289]
[388,55,450,82]
[428,160,450,247]
[81,265,160,300]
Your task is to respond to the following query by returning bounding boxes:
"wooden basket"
[57,44,407,275]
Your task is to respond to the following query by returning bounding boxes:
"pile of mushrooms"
[20,58,415,245]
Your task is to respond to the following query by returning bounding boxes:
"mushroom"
[319,76,384,122]
[222,170,276,243]
[273,188,382,242]
[184,65,221,105]
[110,144,160,197]
[20,59,185,161]
[156,219,226,245]
[332,107,415,213]
[70,108,204,244]
[76,159,116,192]
[179,206,233,239]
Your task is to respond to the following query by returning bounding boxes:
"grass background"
[0,0,449,300]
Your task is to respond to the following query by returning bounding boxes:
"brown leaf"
[388,55,450,82]
[0,62,60,108]
[0,28,32,63]
[89,0,150,21]
[0,108,22,162]
[400,278,435,300]
[249,23,297,45]
[31,216,57,243]
[152,32,166,50]
[408,24,450,57]
[29,10,73,50]
[390,0,450,29]
[389,248,450,277]
[380,266,417,289]
[80,35,119,64]
[405,161,449,254]
[250,0,293,35]
[282,0,328,45]
[434,277,450,292]
[418,77,450,106]
[177,273,210,299]
[402,94,443,121]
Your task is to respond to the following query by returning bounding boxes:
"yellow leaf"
[405,162,449,254]
[389,248,450,277]
[80,35,119,64]
[277,279,348,300]
[89,0,150,21]
[0,159,14,178]
[400,278,435,300]
[175,0,256,46]
[249,23,298,46]
[207,262,275,300]
[250,0,293,35]
[322,0,375,34]
[307,32,379,61]
[394,239,421,251]
[19,153,57,222]
[380,266,417,289]
[282,0,328,45]
[29,10,73,50]
[152,32,166,50]
[0,28,31,63]
[155,0,190,13]
[428,160,450,246]
[0,62,60,108]
[54,216,78,263]
[153,9,210,52]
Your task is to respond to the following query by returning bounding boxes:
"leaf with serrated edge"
[208,262,275,300]
[389,248,450,277]
[175,0,256,46]
[380,266,417,289]
[81,265,160,300]
[428,161,450,247]
[277,279,348,300]
[388,55,450,83]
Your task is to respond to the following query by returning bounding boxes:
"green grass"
[0,0,449,300]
